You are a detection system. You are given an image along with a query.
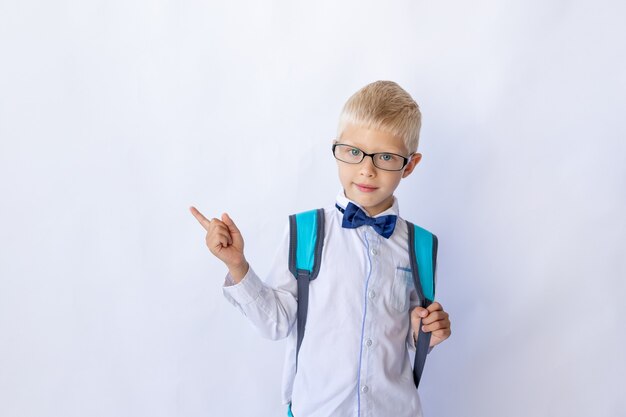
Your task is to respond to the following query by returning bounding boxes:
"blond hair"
[336,80,422,153]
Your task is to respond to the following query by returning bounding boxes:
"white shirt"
[223,191,426,417]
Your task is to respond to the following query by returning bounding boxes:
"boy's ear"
[401,153,422,178]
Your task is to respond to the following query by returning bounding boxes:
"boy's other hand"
[411,302,451,348]
[189,206,249,282]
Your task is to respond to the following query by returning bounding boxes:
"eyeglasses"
[332,143,411,171]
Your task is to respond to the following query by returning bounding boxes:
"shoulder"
[288,204,340,223]
[287,205,343,241]
[404,219,437,240]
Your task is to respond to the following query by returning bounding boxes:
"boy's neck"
[341,191,395,217]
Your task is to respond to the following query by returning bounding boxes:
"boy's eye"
[349,148,362,157]
[379,153,396,161]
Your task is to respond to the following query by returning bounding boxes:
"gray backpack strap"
[406,220,438,389]
[288,209,325,369]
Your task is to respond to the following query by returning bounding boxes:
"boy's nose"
[359,155,377,176]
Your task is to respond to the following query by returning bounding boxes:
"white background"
[1,1,625,416]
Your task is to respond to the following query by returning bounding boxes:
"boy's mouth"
[355,183,378,193]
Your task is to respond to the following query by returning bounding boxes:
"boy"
[190,80,451,417]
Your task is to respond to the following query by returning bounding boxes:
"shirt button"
[368,290,376,299]
[361,385,369,393]
[365,339,373,347]
[370,248,378,256]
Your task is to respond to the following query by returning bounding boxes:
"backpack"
[288,208,438,389]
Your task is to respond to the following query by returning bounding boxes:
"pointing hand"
[189,206,249,282]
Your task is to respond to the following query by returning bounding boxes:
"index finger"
[189,206,212,231]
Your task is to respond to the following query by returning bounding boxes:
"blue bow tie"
[337,202,397,239]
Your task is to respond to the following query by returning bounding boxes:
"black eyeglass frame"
[331,143,412,172]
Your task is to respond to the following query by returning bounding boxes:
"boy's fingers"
[422,310,449,325]
[422,319,449,332]
[216,234,231,248]
[189,206,212,231]
[424,325,452,339]
[212,230,233,246]
[423,315,451,332]
[211,219,236,238]
[208,229,233,248]
[411,307,428,319]
[427,302,442,313]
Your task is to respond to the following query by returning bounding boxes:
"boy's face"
[335,123,422,216]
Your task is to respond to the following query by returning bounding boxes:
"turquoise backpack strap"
[288,209,325,369]
[406,221,438,389]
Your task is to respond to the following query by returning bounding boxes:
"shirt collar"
[335,189,400,218]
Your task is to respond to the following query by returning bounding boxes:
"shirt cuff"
[222,266,265,306]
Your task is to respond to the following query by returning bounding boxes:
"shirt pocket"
[390,266,413,313]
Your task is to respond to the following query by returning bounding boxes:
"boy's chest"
[307,226,416,319]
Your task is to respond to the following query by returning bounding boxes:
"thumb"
[221,213,242,236]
